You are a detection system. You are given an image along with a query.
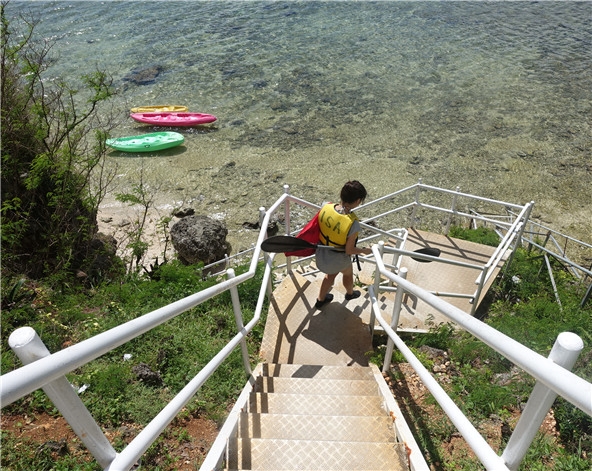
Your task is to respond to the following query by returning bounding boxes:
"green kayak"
[106,131,184,152]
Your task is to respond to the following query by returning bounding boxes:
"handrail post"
[259,206,273,296]
[582,282,592,308]
[283,184,292,272]
[501,332,584,470]
[410,179,422,227]
[471,262,490,316]
[382,267,407,374]
[371,242,385,337]
[445,186,460,235]
[391,231,404,271]
[8,327,117,469]
[507,201,534,268]
[227,269,252,376]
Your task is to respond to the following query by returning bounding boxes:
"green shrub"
[1,5,118,280]
[554,397,592,456]
[1,430,101,471]
[449,225,501,247]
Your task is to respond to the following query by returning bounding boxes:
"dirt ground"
[1,411,218,470]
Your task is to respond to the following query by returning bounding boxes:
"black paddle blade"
[260,235,317,253]
[411,247,441,262]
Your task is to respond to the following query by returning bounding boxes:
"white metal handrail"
[525,237,592,279]
[372,244,591,414]
[375,245,483,305]
[2,272,252,406]
[105,254,276,471]
[369,286,511,471]
[1,194,289,471]
[493,209,592,280]
[414,181,526,211]
[371,243,590,470]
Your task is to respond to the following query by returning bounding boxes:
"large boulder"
[170,215,231,265]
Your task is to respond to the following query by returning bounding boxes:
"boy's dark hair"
[340,180,368,204]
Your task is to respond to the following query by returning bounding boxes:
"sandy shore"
[98,201,177,269]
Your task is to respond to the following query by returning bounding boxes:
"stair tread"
[227,438,408,470]
[249,392,386,416]
[239,412,396,442]
[255,375,380,396]
[261,363,374,380]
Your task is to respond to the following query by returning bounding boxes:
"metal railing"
[1,182,589,470]
[370,242,590,471]
[468,208,592,307]
[281,181,534,315]
[1,192,293,471]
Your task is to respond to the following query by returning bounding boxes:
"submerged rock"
[123,65,164,85]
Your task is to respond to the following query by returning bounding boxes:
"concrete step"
[254,375,380,397]
[239,413,396,442]
[249,392,386,417]
[227,438,408,470]
[261,363,375,381]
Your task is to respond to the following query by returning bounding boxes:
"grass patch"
[448,225,501,247]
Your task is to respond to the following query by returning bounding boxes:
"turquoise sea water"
[7,1,592,251]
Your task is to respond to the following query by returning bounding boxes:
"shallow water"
[8,1,591,253]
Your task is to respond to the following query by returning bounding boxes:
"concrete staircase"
[225,363,410,470]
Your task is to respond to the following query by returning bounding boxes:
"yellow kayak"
[130,105,188,113]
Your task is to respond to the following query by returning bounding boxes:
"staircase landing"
[260,271,373,367]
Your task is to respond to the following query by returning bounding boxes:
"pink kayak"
[130,112,217,127]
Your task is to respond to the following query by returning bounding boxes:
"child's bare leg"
[318,273,337,302]
[342,265,354,295]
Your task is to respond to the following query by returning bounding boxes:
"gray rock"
[132,362,163,387]
[170,215,231,265]
[83,232,122,280]
[173,207,195,218]
[37,439,68,456]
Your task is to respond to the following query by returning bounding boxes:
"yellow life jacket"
[318,203,358,248]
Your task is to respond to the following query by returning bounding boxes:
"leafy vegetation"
[1,261,267,470]
[448,225,502,247]
[1,2,119,282]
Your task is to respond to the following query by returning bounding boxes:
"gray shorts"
[315,247,352,275]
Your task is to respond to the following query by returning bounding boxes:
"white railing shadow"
[370,243,591,471]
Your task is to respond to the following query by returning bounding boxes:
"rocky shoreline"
[98,170,591,270]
